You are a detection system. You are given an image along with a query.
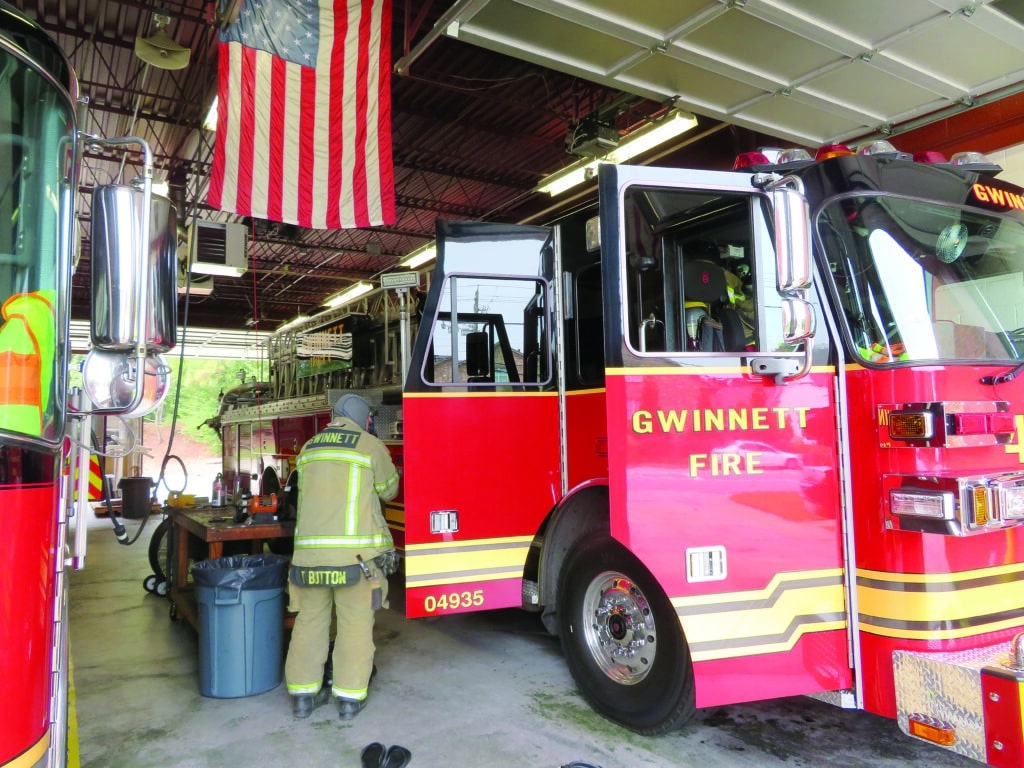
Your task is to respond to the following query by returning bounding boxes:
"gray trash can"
[191,554,288,698]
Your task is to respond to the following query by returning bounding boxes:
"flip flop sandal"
[382,744,412,768]
[360,742,386,768]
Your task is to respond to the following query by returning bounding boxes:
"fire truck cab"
[217,146,1024,767]
[399,152,1024,764]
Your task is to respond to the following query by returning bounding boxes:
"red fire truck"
[218,148,1024,764]
[0,4,175,765]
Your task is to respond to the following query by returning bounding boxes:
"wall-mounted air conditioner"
[190,220,247,277]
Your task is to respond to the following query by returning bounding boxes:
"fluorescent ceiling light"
[277,314,310,332]
[606,110,698,163]
[536,160,600,196]
[399,243,436,269]
[324,280,373,308]
[536,110,698,196]
[190,262,246,277]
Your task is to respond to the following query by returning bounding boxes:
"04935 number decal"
[423,589,485,613]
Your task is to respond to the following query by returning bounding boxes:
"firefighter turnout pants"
[285,566,386,701]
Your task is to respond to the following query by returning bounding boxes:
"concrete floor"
[68,515,977,768]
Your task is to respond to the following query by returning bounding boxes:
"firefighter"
[0,290,56,437]
[284,393,399,720]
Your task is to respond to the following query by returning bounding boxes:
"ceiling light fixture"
[190,262,246,278]
[134,12,191,71]
[277,314,310,332]
[398,243,436,269]
[324,280,373,309]
[536,110,699,196]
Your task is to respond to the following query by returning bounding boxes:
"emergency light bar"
[733,141,1002,175]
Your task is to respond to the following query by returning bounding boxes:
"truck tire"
[557,535,696,734]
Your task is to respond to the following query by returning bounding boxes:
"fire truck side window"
[424,275,550,388]
[623,187,758,355]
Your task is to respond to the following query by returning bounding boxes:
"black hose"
[100,475,128,543]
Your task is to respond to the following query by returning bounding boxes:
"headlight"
[889,489,954,520]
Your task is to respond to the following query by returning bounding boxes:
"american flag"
[208,0,394,229]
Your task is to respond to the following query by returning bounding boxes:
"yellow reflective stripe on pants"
[284,570,382,702]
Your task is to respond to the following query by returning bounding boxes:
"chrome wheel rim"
[581,570,656,685]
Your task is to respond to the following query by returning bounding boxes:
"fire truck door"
[595,164,851,708]
[402,221,560,619]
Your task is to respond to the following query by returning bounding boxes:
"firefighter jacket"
[291,416,399,572]
[0,290,56,438]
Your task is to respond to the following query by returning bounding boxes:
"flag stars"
[212,0,392,229]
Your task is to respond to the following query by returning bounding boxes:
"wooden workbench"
[168,506,295,632]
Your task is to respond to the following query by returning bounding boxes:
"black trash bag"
[191,554,289,590]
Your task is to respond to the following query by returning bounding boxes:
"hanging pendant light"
[134,13,191,70]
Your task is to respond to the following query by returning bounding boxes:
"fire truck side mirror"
[465,331,491,381]
[782,297,815,343]
[89,181,177,352]
[83,136,176,416]
[770,180,812,293]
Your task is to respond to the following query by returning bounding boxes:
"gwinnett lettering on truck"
[631,406,812,433]
[630,405,815,476]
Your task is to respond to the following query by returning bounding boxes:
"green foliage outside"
[70,353,267,449]
[156,356,268,449]
[146,356,269,498]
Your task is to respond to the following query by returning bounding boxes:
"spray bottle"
[212,472,225,507]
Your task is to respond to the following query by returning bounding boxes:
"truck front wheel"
[557,536,696,734]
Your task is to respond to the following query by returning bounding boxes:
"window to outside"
[424,275,550,386]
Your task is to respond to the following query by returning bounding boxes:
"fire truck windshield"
[818,193,1024,365]
[0,40,75,440]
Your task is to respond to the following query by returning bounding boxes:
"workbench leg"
[176,525,189,592]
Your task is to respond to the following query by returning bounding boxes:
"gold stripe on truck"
[672,568,847,662]
[857,563,1024,640]
[404,536,532,587]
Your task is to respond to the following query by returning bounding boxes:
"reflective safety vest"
[859,342,908,363]
[0,291,56,437]
[291,416,399,570]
